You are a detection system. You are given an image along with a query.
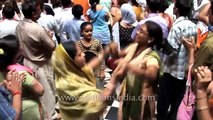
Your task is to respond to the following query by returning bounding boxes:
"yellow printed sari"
[52,44,106,120]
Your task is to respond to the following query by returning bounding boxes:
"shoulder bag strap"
[186,64,194,87]
[91,9,103,23]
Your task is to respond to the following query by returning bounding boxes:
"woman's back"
[87,5,111,44]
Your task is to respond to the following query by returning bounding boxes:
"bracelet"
[196,106,209,111]
[12,91,21,96]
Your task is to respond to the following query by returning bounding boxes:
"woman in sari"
[115,20,163,120]
[52,41,126,120]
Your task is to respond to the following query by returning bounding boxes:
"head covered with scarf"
[52,43,106,120]
[120,3,137,26]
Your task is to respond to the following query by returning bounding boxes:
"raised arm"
[198,3,211,25]
[5,71,26,120]
[194,66,213,120]
[182,36,195,68]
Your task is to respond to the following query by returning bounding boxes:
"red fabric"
[106,58,117,70]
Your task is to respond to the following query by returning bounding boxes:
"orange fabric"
[133,6,143,21]
[72,0,90,16]
[197,28,208,48]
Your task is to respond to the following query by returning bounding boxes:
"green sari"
[120,43,160,120]
[52,44,106,120]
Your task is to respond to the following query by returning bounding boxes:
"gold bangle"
[196,106,209,111]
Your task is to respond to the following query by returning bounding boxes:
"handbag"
[177,64,196,120]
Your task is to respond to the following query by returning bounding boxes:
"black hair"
[118,0,128,6]
[72,4,83,19]
[0,35,19,71]
[22,0,39,19]
[145,21,163,50]
[89,0,100,12]
[131,0,139,6]
[211,1,213,15]
[175,0,192,18]
[2,5,15,19]
[43,0,48,3]
[5,0,20,14]
[159,0,170,12]
[52,0,61,8]
[80,22,93,32]
[11,0,20,14]
[146,0,161,13]
[62,41,77,60]
[60,0,71,8]
[84,51,97,63]
[44,4,55,16]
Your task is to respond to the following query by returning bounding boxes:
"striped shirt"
[162,16,197,80]
[0,86,16,120]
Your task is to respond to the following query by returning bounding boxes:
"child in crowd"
[0,35,44,120]
[76,22,105,88]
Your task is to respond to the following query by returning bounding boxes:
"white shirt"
[0,19,19,38]
[53,7,62,16]
[37,13,59,44]
[54,7,74,43]
[54,7,73,31]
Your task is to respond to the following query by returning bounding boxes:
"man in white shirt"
[54,0,74,43]
[0,5,19,38]
[37,4,59,45]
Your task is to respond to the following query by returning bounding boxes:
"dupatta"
[52,44,106,120]
[120,43,160,120]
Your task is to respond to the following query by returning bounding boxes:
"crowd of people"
[0,0,212,120]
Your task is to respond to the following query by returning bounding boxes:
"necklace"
[80,39,92,50]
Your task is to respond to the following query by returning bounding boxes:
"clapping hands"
[3,70,26,95]
[194,66,212,91]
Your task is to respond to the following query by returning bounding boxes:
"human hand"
[47,31,53,38]
[182,36,195,52]
[194,66,212,91]
[108,42,118,58]
[5,70,26,95]
[99,69,105,81]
